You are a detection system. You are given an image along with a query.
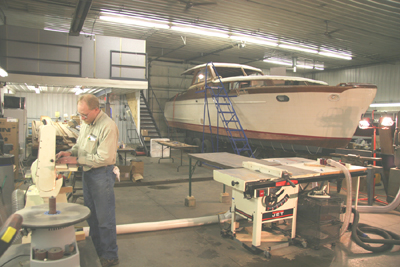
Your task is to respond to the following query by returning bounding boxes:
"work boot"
[100,257,119,267]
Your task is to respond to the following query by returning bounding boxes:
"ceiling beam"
[69,0,93,36]
[152,44,186,61]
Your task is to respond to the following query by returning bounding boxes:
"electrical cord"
[350,208,400,253]
[23,184,33,207]
[0,254,30,267]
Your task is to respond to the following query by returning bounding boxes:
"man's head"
[77,94,101,124]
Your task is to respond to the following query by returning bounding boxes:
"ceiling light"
[99,15,170,29]
[318,49,352,60]
[278,44,318,54]
[25,83,36,91]
[230,35,277,47]
[74,85,84,95]
[296,64,314,69]
[0,67,8,77]
[370,103,400,108]
[171,25,229,38]
[263,58,293,66]
[34,88,40,94]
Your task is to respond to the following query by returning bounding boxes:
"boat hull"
[164,86,377,149]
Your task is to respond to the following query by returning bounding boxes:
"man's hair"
[78,94,100,110]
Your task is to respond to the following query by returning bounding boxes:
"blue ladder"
[201,62,253,157]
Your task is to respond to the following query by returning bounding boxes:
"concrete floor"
[72,149,400,267]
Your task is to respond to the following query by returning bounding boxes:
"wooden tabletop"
[188,152,281,169]
[117,147,135,152]
[189,152,367,181]
[157,141,198,149]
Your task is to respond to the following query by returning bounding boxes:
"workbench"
[157,141,198,171]
[117,147,135,165]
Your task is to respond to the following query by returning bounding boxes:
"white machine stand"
[214,162,299,247]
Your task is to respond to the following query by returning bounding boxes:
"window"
[276,95,289,102]
[194,69,206,84]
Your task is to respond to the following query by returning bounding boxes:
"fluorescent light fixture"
[100,15,170,29]
[25,83,41,94]
[0,67,8,77]
[319,49,352,60]
[230,35,277,47]
[74,85,83,95]
[370,103,400,108]
[44,28,69,33]
[296,64,314,69]
[25,84,36,91]
[263,58,292,66]
[278,44,318,54]
[171,25,229,38]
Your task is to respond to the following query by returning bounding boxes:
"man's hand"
[56,156,78,165]
[56,151,72,160]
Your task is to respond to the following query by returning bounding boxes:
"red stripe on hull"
[167,121,351,149]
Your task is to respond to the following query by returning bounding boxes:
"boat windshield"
[214,67,262,78]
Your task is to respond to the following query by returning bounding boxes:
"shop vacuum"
[296,159,400,253]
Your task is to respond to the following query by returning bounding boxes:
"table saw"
[212,155,367,250]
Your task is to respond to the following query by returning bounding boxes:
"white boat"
[164,63,377,151]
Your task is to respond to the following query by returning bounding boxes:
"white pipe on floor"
[83,214,232,237]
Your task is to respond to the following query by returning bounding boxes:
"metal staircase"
[124,104,148,156]
[202,62,253,157]
[140,91,161,152]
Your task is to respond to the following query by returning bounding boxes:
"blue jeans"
[83,165,118,260]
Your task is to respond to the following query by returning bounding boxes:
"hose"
[11,189,25,244]
[355,184,400,213]
[350,208,400,253]
[327,159,352,237]
[11,189,25,214]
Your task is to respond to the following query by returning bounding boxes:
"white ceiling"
[1,0,399,93]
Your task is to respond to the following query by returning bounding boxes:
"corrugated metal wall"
[306,61,400,104]
[8,92,133,145]
[12,92,79,127]
[147,61,195,136]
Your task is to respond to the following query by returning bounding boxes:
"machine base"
[0,237,101,267]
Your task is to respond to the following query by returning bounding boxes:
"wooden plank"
[157,141,198,149]
[58,122,76,139]
[59,186,73,193]
[235,227,289,242]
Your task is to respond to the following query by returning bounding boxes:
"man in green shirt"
[56,94,119,267]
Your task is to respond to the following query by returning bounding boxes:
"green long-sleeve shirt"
[70,110,119,171]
